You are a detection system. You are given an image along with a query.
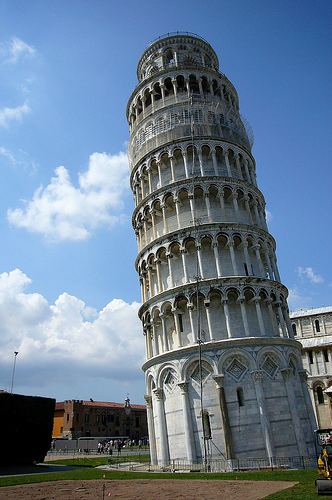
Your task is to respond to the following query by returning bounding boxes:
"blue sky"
[0,0,331,404]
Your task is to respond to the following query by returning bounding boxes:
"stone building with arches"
[127,32,316,465]
[290,307,332,429]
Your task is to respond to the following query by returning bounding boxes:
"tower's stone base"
[144,338,316,465]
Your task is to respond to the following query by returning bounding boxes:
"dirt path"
[0,478,297,499]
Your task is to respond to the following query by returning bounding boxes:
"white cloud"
[297,266,324,284]
[0,269,144,393]
[7,151,130,241]
[288,287,313,310]
[0,37,36,63]
[0,146,16,165]
[265,209,272,223]
[0,103,30,127]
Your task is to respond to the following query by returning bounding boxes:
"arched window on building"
[237,387,245,407]
[315,319,321,333]
[316,386,325,405]
[292,323,297,336]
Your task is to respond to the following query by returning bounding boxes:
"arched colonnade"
[138,230,279,302]
[134,183,267,251]
[131,144,257,204]
[129,72,237,128]
[141,285,293,359]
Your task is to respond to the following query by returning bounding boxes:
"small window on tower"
[315,319,321,333]
[178,314,183,332]
[317,386,325,404]
[292,323,297,336]
[308,350,314,364]
[237,387,245,407]
[323,350,329,363]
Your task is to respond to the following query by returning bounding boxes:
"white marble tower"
[127,33,316,465]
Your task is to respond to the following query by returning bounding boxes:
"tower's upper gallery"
[137,32,219,82]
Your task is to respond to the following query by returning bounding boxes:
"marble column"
[157,161,162,187]
[244,159,251,183]
[281,368,308,457]
[198,151,205,176]
[152,321,159,356]
[147,166,152,194]
[172,308,182,347]
[161,204,168,233]
[244,195,254,224]
[228,241,238,275]
[266,299,279,336]
[235,154,242,179]
[204,301,214,341]
[181,248,189,282]
[196,244,204,278]
[265,249,274,280]
[253,244,265,277]
[211,150,218,176]
[160,314,169,351]
[225,151,232,177]
[144,395,158,465]
[188,303,196,342]
[242,241,252,276]
[222,299,232,338]
[150,209,157,240]
[167,253,174,288]
[254,296,266,336]
[251,370,275,463]
[283,305,294,339]
[155,258,163,293]
[219,190,226,221]
[298,370,318,433]
[213,374,234,459]
[212,242,222,277]
[276,302,288,338]
[182,151,189,177]
[153,388,170,466]
[232,192,239,214]
[169,155,176,182]
[238,296,250,336]
[178,381,196,462]
[174,198,181,229]
[205,193,212,222]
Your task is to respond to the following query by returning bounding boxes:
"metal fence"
[121,455,317,473]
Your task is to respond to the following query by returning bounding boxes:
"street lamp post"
[10,351,19,394]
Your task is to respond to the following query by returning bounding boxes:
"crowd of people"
[97,438,148,454]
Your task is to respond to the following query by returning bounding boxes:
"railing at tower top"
[147,32,212,48]
[131,93,226,128]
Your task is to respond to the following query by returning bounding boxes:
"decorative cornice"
[142,337,301,371]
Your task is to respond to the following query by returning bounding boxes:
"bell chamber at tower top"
[126,34,252,168]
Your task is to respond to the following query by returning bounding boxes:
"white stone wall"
[290,307,332,429]
[144,340,316,462]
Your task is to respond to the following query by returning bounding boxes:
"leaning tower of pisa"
[127,33,316,466]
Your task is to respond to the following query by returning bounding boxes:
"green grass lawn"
[47,455,151,467]
[0,462,329,499]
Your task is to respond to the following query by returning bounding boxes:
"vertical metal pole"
[10,351,18,394]
[189,94,208,471]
